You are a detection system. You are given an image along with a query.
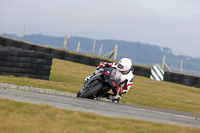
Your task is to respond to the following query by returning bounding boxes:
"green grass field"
[0,98,200,133]
[1,58,200,113]
[0,58,200,132]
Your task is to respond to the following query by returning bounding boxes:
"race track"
[0,88,200,128]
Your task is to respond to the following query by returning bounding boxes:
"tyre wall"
[163,72,198,88]
[1,36,200,88]
[0,45,53,80]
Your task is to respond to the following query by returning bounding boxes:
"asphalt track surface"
[0,88,200,128]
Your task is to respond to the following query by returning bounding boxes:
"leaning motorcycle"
[77,67,121,99]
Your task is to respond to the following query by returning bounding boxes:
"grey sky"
[0,0,200,58]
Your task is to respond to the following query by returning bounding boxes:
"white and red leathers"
[85,61,134,102]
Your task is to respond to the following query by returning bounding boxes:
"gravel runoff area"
[0,83,76,97]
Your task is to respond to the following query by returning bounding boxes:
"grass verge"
[0,98,200,133]
[0,59,200,113]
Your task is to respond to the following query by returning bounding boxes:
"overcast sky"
[0,0,200,58]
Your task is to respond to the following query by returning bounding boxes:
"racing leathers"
[85,62,134,102]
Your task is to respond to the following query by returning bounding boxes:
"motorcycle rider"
[84,58,134,103]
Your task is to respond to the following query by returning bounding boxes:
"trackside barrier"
[164,72,198,87]
[133,66,151,78]
[0,36,200,88]
[0,45,53,80]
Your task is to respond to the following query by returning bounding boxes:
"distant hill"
[1,33,200,76]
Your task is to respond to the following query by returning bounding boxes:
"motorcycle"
[77,67,121,100]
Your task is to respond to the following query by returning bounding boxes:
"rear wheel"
[80,81,102,98]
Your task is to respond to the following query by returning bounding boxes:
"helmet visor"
[118,63,124,69]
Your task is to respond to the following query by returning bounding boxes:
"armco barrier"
[0,45,53,80]
[0,36,200,88]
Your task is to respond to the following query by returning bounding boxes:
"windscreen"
[109,69,121,81]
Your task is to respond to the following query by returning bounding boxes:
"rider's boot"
[104,93,121,103]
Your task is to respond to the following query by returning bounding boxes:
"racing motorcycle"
[77,67,121,99]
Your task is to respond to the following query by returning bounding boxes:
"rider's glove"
[84,76,91,82]
[116,87,123,94]
[99,62,107,67]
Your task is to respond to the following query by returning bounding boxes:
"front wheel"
[80,83,102,98]
[77,91,81,97]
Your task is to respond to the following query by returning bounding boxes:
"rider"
[85,58,134,103]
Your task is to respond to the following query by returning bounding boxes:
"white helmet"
[117,58,132,72]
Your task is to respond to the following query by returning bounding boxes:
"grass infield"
[0,98,200,133]
[0,58,200,114]
[1,59,200,132]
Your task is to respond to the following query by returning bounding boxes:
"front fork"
[80,74,102,94]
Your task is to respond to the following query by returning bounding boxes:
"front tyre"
[80,83,102,98]
[77,91,81,97]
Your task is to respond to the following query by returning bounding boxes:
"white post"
[113,44,118,60]
[63,35,67,50]
[92,40,96,56]
[77,42,80,52]
[98,44,103,56]
[21,26,26,41]
[161,55,166,70]
[102,50,114,58]
[164,62,172,72]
